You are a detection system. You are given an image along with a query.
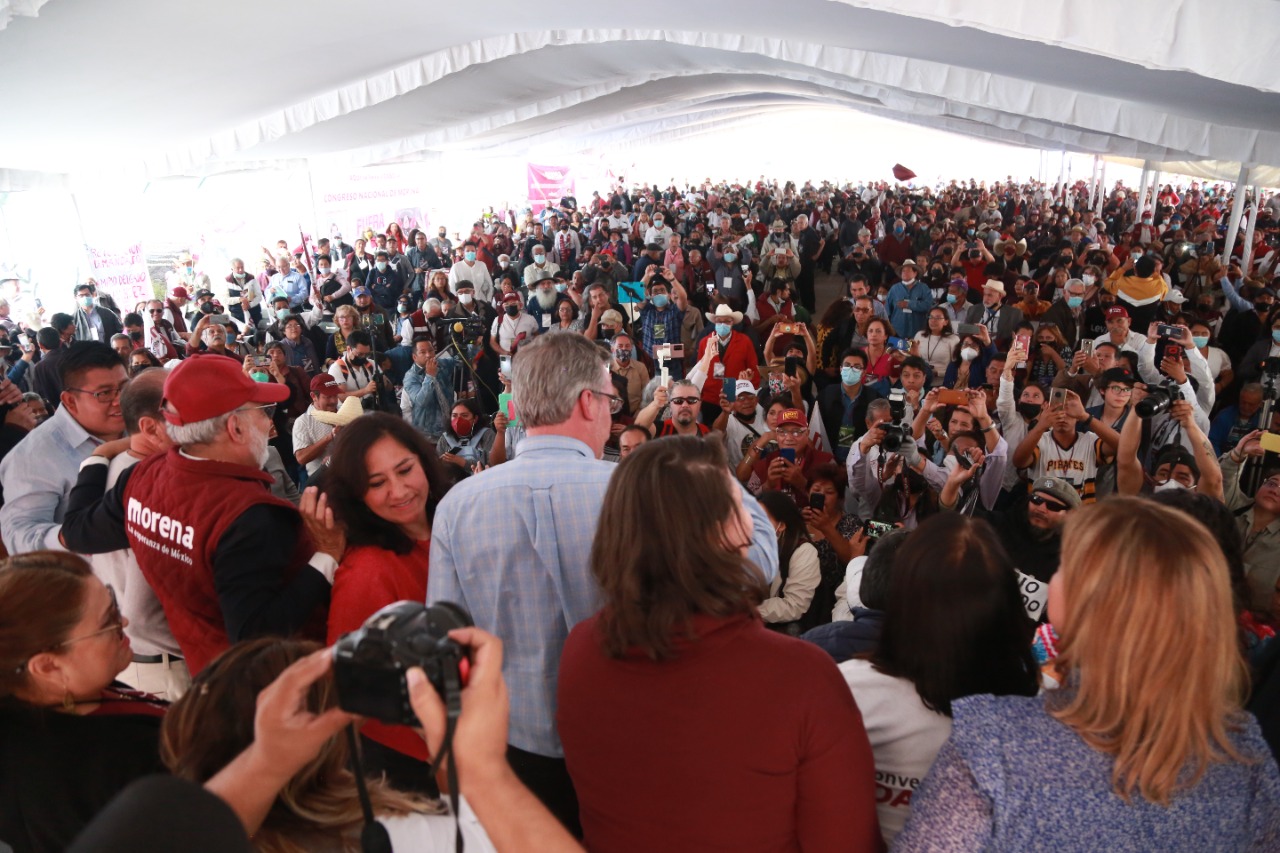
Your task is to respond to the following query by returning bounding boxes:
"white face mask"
[960,347,980,362]
[1154,478,1188,492]
[459,293,474,305]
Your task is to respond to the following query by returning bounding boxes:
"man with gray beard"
[525,277,574,335]
[59,355,341,675]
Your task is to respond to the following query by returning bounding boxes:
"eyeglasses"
[587,389,625,414]
[1261,478,1280,491]
[1105,385,1133,395]
[60,585,124,649]
[13,585,124,674]
[241,403,277,420]
[1029,494,1069,512]
[149,308,164,314]
[669,396,700,407]
[66,381,127,404]
[776,427,805,437]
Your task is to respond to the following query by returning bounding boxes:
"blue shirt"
[426,435,778,756]
[0,403,102,553]
[897,692,1280,852]
[885,280,933,338]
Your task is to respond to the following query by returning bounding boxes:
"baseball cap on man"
[1104,305,1130,320]
[734,380,758,397]
[170,286,190,300]
[1031,477,1083,510]
[777,407,808,429]
[309,374,340,395]
[352,286,371,298]
[161,354,290,426]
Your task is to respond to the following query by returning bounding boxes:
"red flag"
[892,164,917,181]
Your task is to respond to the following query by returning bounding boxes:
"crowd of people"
[1,172,1279,851]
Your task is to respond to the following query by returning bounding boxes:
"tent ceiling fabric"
[1,0,1278,185]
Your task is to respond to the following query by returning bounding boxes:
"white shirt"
[291,407,336,475]
[839,659,953,845]
[522,259,560,289]
[448,261,494,305]
[913,332,960,385]
[1092,330,1147,354]
[378,797,497,852]
[644,224,674,249]
[758,541,820,624]
[491,311,540,352]
[722,407,769,468]
[328,355,376,393]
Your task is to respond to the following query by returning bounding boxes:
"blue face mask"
[894,226,904,235]
[1273,330,1280,344]
[715,322,732,338]
[1067,296,1084,309]
[841,366,863,386]
[945,293,958,304]
[723,252,737,264]
[652,293,669,309]
[1191,335,1210,348]
[464,251,477,262]
[554,283,567,293]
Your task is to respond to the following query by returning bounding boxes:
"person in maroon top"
[59,356,342,676]
[748,407,836,503]
[558,437,883,852]
[316,413,453,793]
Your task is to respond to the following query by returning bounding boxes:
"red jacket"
[558,612,884,852]
[697,330,760,404]
[327,540,431,760]
[123,449,320,674]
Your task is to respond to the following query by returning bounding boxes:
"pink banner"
[527,163,574,213]
[86,242,153,307]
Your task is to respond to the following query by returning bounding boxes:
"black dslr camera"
[878,388,910,452]
[333,601,472,726]
[1135,378,1181,420]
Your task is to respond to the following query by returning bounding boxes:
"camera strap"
[430,666,466,853]
[346,724,393,853]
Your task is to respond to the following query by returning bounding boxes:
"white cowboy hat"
[994,236,1028,256]
[705,303,744,325]
[312,395,364,427]
[982,279,1006,296]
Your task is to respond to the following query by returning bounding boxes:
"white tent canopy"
[1,0,1279,188]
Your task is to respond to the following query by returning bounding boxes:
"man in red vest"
[60,355,343,674]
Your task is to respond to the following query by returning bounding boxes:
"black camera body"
[333,601,472,726]
[452,314,488,339]
[1135,378,1181,419]
[880,388,910,452]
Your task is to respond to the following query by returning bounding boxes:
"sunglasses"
[1029,493,1068,512]
[669,396,700,406]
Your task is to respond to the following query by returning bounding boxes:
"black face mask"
[349,355,368,367]
[1016,401,1042,421]
[505,304,520,317]
[1256,302,1272,314]
[129,331,143,342]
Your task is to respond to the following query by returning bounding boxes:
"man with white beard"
[57,355,340,676]
[524,278,573,336]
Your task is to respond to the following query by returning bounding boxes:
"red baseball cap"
[170,286,190,299]
[1104,305,1130,320]
[778,407,809,429]
[161,354,290,426]
[309,374,340,394]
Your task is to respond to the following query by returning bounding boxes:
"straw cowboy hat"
[705,303,744,325]
[994,235,1028,256]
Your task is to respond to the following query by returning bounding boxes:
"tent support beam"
[1242,186,1259,272]
[1222,162,1251,266]
[1136,160,1152,222]
[1095,161,1107,216]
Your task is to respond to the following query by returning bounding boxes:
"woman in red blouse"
[318,413,453,793]
[558,437,884,852]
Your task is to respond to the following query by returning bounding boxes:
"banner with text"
[310,166,428,243]
[527,163,574,213]
[86,242,153,308]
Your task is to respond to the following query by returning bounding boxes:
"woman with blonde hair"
[325,304,360,362]
[896,498,1280,850]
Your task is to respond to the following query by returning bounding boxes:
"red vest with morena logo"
[122,448,320,674]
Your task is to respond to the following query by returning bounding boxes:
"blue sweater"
[894,693,1280,852]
